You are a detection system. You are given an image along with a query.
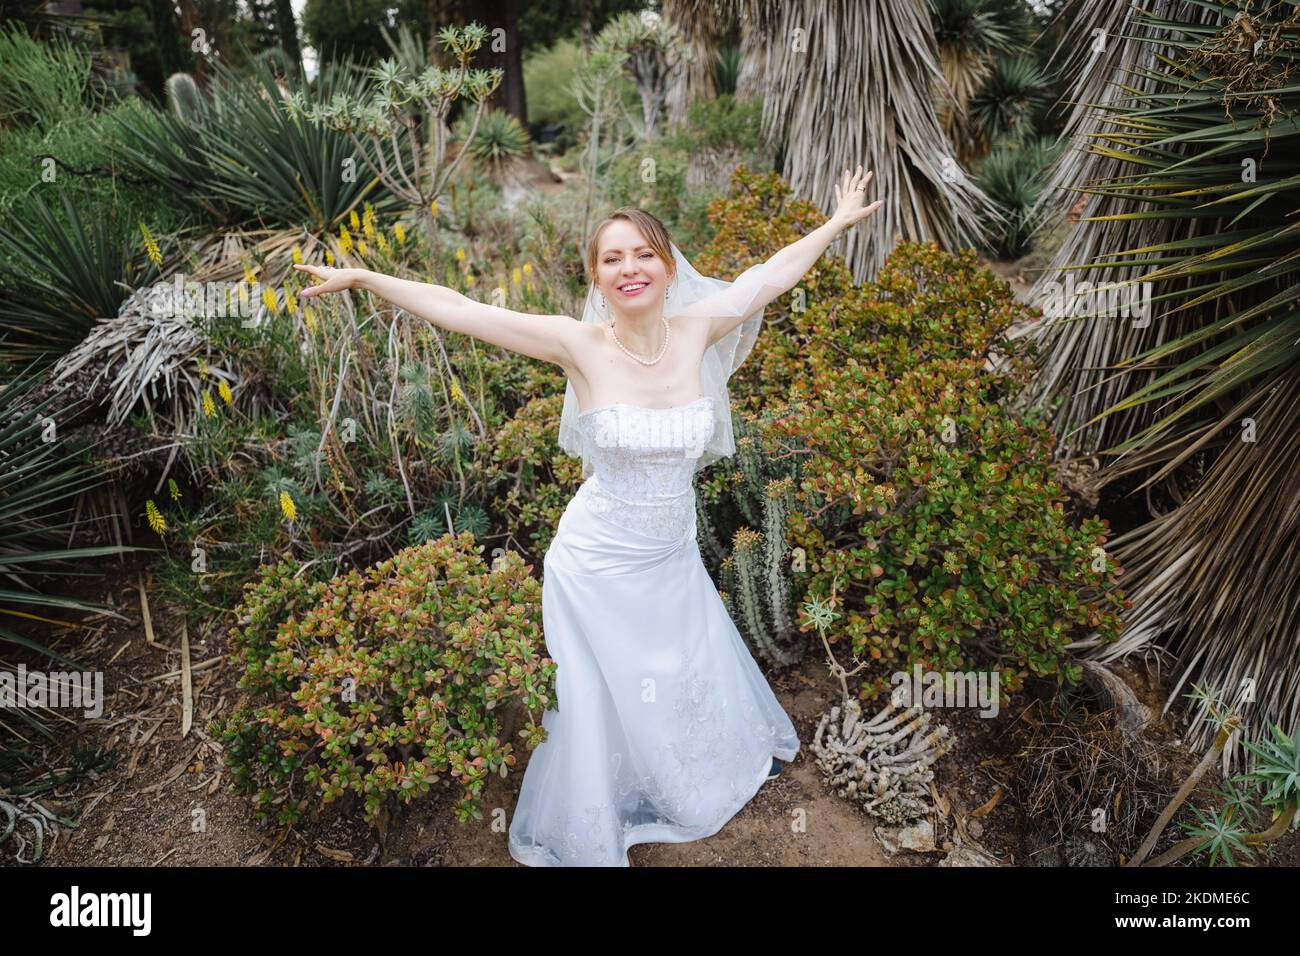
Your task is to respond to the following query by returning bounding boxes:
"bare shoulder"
[556,318,605,384]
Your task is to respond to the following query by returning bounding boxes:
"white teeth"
[620,283,646,292]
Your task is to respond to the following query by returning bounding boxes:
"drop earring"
[599,290,606,310]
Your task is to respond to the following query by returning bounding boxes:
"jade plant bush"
[757,242,1128,700]
[211,532,553,832]
[686,220,1128,702]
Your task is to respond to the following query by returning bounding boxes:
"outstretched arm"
[676,164,882,348]
[294,265,583,369]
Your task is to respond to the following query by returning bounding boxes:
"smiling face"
[592,220,674,319]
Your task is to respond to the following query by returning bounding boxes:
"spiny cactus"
[164,72,201,122]
[703,410,805,667]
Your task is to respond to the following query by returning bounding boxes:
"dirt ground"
[14,554,1296,870]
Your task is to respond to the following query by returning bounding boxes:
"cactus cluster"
[697,408,805,668]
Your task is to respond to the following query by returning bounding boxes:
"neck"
[609,308,667,356]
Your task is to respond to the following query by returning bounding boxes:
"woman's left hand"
[832,164,882,230]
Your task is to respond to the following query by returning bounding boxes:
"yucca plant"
[968,54,1053,151]
[1025,0,1300,770]
[108,54,401,232]
[932,0,1027,160]
[453,108,531,182]
[975,134,1064,257]
[730,0,1000,280]
[1020,0,1222,453]
[0,372,136,662]
[0,190,151,367]
[0,21,93,132]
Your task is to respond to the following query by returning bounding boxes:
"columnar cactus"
[703,412,804,667]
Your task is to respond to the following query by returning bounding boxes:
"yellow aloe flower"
[145,499,166,536]
[325,249,336,266]
[262,286,279,314]
[139,223,162,268]
[279,489,297,522]
[430,199,438,218]
[303,305,318,334]
[285,290,298,315]
[465,271,474,287]
[217,379,233,405]
[357,239,368,257]
[377,233,390,254]
[168,477,181,502]
[522,262,533,276]
[202,389,216,418]
[455,247,465,262]
[450,379,465,404]
[512,267,522,285]
[339,224,353,254]
[292,245,303,264]
[243,262,257,286]
[394,223,406,244]
[197,356,208,378]
[349,210,360,230]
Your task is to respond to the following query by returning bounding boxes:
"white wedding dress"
[507,393,801,867]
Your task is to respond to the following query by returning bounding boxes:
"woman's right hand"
[294,264,366,297]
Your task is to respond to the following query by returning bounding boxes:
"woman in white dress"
[297,165,882,866]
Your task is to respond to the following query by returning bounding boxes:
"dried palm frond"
[727,0,1001,281]
[50,284,222,435]
[1016,0,1224,456]
[1078,370,1300,774]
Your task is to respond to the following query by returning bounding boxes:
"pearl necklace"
[607,315,670,366]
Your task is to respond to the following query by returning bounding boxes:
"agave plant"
[1026,0,1300,770]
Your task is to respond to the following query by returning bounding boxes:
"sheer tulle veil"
[557,242,775,480]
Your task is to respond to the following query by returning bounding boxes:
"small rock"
[872,819,936,856]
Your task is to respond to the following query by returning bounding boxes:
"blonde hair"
[585,207,676,284]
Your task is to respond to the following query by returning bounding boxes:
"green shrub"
[524,35,632,152]
[212,533,552,830]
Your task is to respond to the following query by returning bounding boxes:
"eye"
[639,252,652,259]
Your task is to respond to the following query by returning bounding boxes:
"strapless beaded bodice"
[573,396,716,542]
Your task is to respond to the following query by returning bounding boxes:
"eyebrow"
[601,245,651,254]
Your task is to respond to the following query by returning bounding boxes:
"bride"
[296,165,881,866]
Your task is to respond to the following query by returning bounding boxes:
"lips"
[618,282,647,297]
